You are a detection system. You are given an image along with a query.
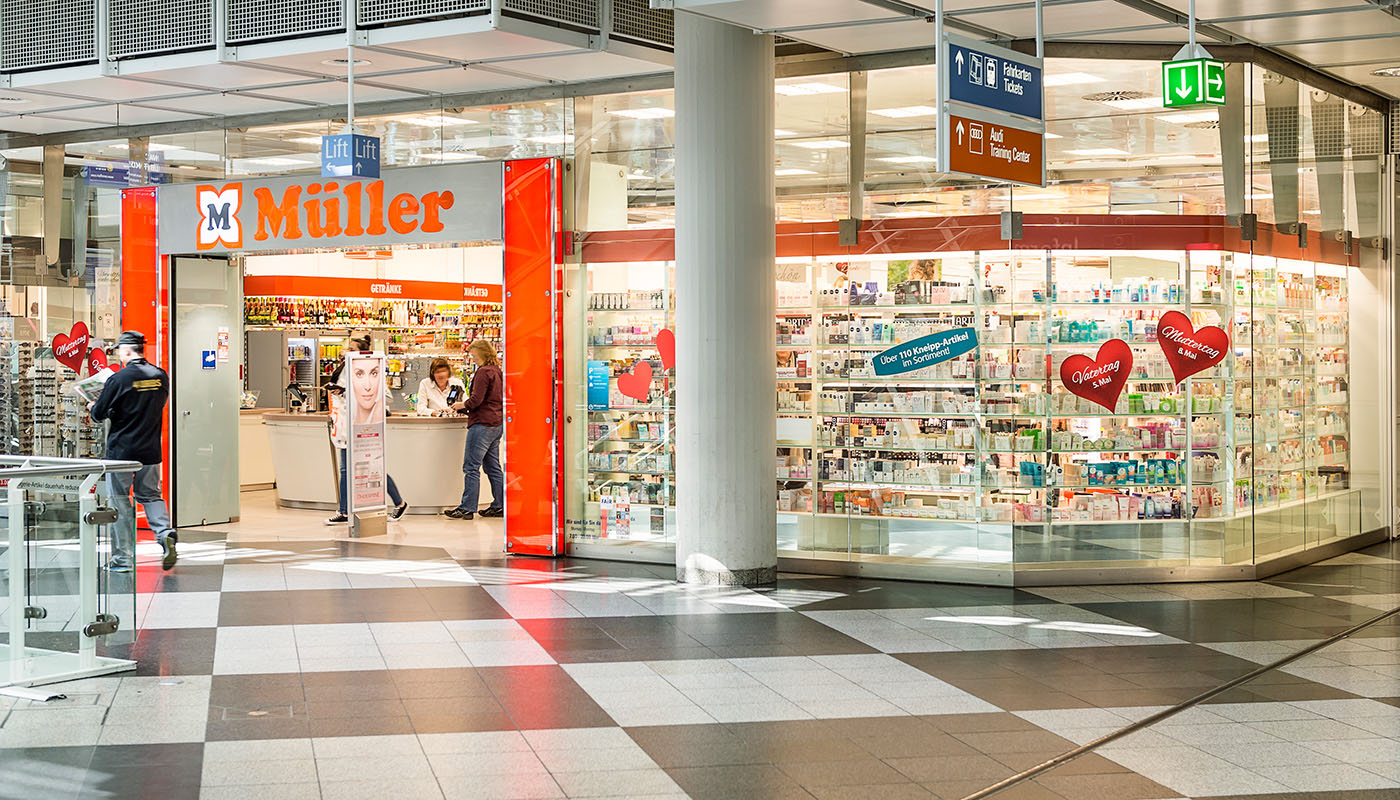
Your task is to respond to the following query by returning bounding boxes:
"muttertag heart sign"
[1157,311,1228,383]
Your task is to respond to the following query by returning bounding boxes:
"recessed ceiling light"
[1155,111,1217,124]
[774,128,797,136]
[525,134,570,144]
[1115,208,1167,215]
[1247,133,1269,142]
[775,168,817,176]
[1045,72,1105,87]
[1044,132,1063,139]
[1064,147,1129,156]
[1083,90,1161,110]
[440,151,484,161]
[0,96,26,105]
[879,155,936,164]
[790,139,849,150]
[395,115,477,127]
[870,105,938,118]
[610,107,674,119]
[1369,65,1400,77]
[775,82,845,96]
[321,57,371,66]
[1248,192,1273,199]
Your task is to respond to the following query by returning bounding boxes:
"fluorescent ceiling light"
[775,168,817,176]
[610,107,675,120]
[1044,132,1063,139]
[879,155,936,164]
[1064,147,1129,156]
[440,151,484,161]
[791,139,849,150]
[870,105,938,118]
[774,129,797,136]
[525,134,570,144]
[1247,133,1269,142]
[1248,192,1272,199]
[1097,97,1162,110]
[1044,72,1104,87]
[238,157,310,167]
[1155,111,1217,124]
[1115,208,1167,215]
[775,82,845,96]
[292,136,326,145]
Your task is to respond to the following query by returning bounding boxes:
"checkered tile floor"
[2,531,1398,800]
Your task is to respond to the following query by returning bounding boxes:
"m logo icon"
[196,184,243,250]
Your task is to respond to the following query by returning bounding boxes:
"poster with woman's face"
[350,356,385,425]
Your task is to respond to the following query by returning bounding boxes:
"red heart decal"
[87,347,108,375]
[656,329,675,371]
[51,322,90,374]
[1060,339,1134,412]
[1157,311,1229,383]
[616,360,653,402]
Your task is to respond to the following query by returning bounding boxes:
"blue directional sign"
[872,328,979,376]
[322,133,381,178]
[945,36,1043,121]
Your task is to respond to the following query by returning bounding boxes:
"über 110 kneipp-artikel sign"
[872,328,979,376]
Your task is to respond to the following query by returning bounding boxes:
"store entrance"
[121,158,565,555]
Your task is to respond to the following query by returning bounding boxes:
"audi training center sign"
[1162,58,1226,108]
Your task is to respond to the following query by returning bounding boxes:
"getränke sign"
[155,162,504,255]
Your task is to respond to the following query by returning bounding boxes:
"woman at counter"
[327,336,409,524]
[415,357,466,416]
[444,340,504,520]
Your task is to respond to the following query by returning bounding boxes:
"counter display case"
[573,231,1374,581]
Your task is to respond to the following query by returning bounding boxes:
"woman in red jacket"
[445,339,504,519]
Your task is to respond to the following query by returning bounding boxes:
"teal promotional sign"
[587,360,610,410]
[872,328,979,376]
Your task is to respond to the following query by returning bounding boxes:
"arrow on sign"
[955,50,964,75]
[1174,68,1194,99]
[1207,70,1223,95]
[956,120,965,145]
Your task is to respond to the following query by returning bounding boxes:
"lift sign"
[872,328,978,376]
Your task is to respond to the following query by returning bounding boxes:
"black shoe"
[325,514,349,525]
[444,507,474,520]
[161,535,178,570]
[479,507,504,518]
[390,502,408,521]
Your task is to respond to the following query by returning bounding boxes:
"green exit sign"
[1162,58,1226,107]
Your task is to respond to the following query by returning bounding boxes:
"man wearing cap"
[89,331,178,571]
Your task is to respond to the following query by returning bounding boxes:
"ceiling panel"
[1279,38,1400,66]
[119,62,319,91]
[1155,0,1373,19]
[958,0,1167,38]
[267,80,427,105]
[671,0,890,30]
[0,115,105,134]
[384,30,582,63]
[1215,8,1400,42]
[6,76,181,101]
[1049,25,1184,42]
[0,88,106,115]
[154,92,312,115]
[796,19,935,55]
[248,48,451,78]
[377,66,536,94]
[504,51,674,82]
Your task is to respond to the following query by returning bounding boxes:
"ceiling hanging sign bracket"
[935,0,1046,187]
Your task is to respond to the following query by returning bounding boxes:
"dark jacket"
[464,364,503,427]
[90,358,169,465]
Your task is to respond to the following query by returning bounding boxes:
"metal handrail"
[0,456,142,480]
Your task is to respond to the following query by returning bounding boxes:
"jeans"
[338,448,403,515]
[108,464,175,567]
[459,423,503,512]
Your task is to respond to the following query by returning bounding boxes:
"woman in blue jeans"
[445,339,504,520]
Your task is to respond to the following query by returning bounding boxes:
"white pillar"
[674,14,777,586]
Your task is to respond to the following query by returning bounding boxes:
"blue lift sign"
[945,36,1043,122]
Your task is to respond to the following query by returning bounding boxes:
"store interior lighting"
[870,105,938,118]
[791,139,850,149]
[610,107,675,119]
[775,82,846,96]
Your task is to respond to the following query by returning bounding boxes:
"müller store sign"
[155,162,505,255]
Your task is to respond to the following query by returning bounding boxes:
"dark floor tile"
[778,756,910,787]
[885,753,1014,783]
[407,710,518,733]
[922,713,1045,735]
[86,743,203,769]
[208,673,306,706]
[302,682,402,703]
[665,763,816,800]
[0,744,96,798]
[992,751,1126,775]
[99,627,216,677]
[807,784,935,800]
[477,665,615,729]
[950,730,1078,756]
[923,780,1063,800]
[306,715,416,738]
[626,724,768,768]
[80,761,203,800]
[399,695,504,717]
[847,731,982,761]
[304,698,408,718]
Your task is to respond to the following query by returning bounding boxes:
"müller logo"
[370,283,404,295]
[197,183,243,250]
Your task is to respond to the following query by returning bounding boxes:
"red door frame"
[118,160,566,557]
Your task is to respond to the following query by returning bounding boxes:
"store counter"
[240,409,277,489]
[263,413,485,513]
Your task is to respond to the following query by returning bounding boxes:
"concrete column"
[674,13,777,586]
